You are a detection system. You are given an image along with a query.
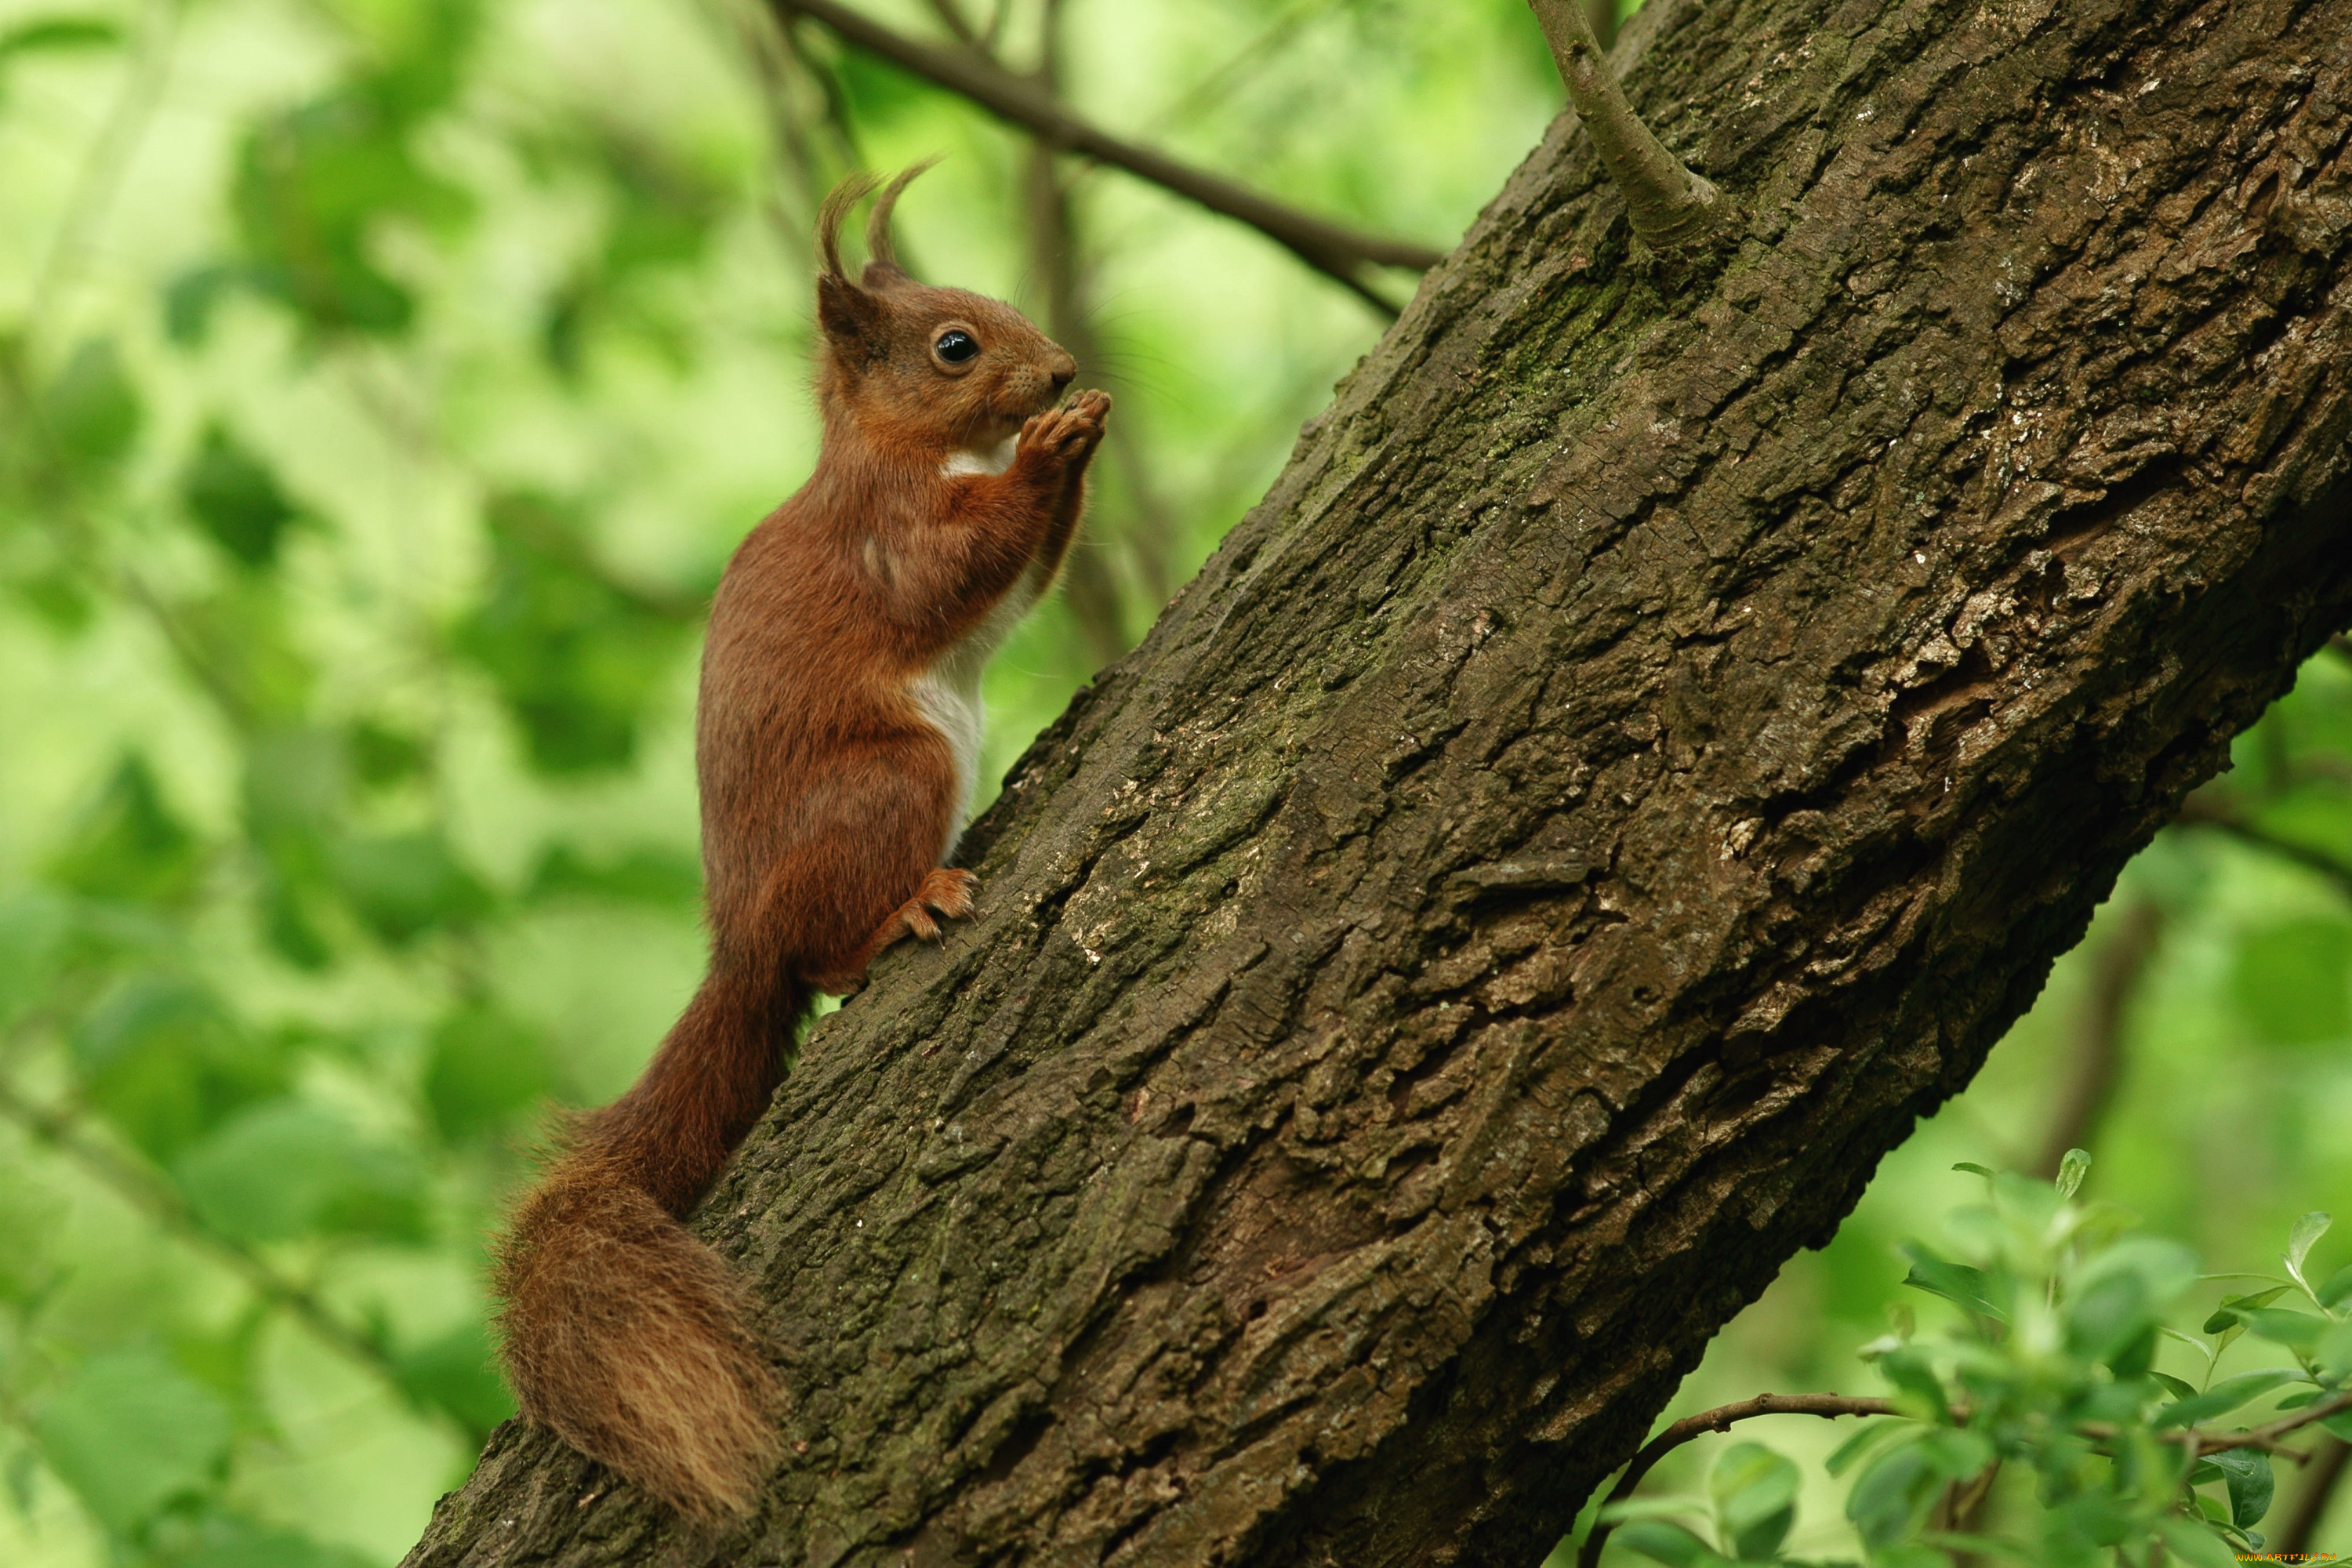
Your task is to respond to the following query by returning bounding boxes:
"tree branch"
[2174,794,2352,902]
[1525,0,1727,252]
[762,0,1442,308]
[406,0,2352,1555]
[2032,899,2161,1181]
[1577,1395,1896,1567]
[2277,1434,2350,1555]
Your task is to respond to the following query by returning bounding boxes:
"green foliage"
[180,425,307,569]
[176,1101,427,1243]
[6,0,2349,1560]
[1600,1166,2352,1566]
[452,492,696,773]
[423,1006,555,1143]
[3,0,1558,1556]
[34,1348,230,1536]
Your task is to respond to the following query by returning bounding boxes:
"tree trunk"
[405,0,2352,1560]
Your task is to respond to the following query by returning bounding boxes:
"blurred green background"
[0,0,2344,1562]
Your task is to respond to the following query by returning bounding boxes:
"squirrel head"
[812,163,1078,454]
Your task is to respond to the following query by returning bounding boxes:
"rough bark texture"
[407,0,2352,1560]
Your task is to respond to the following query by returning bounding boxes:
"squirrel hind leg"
[808,868,979,994]
[496,1171,780,1519]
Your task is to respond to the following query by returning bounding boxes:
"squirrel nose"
[1048,351,1076,390]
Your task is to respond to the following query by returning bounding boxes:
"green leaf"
[181,423,305,568]
[392,1319,516,1439]
[2203,1447,2274,1529]
[2310,1319,2352,1385]
[451,491,695,775]
[1900,1244,2003,1320]
[527,842,702,906]
[2288,1212,2334,1283]
[175,1099,427,1243]
[1613,1520,1725,1568]
[45,754,205,906]
[1599,1497,1710,1526]
[165,1516,376,1568]
[423,1006,555,1142]
[1875,1347,1951,1421]
[2055,1147,2091,1198]
[2156,1517,2241,1568]
[0,16,123,60]
[33,1348,230,1533]
[227,83,475,338]
[0,889,71,1026]
[73,976,288,1161]
[163,261,246,344]
[1866,1548,1955,1568]
[1825,1417,1909,1479]
[2153,1369,2303,1428]
[41,336,140,470]
[1951,1161,1996,1181]
[348,720,427,786]
[1848,1441,1940,1548]
[2064,1240,2201,1362]
[330,829,492,944]
[1708,1443,1798,1561]
[2242,1306,2331,1351]
[1915,1426,1994,1482]
[2319,1261,2352,1310]
[2205,1286,2293,1334]
[2150,1370,2198,1402]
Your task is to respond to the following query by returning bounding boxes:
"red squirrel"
[492,162,1110,1520]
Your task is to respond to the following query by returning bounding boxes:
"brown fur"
[492,165,1108,1520]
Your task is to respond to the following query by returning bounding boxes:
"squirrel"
[492,162,1110,1520]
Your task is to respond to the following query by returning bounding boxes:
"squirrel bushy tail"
[493,963,807,1519]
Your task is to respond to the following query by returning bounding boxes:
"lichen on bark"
[407,0,2352,1561]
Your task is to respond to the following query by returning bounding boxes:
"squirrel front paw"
[1016,390,1111,471]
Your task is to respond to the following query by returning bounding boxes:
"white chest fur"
[938,437,1017,479]
[909,436,1040,862]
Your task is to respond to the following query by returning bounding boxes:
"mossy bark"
[406,0,2352,1560]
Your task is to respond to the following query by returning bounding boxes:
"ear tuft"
[862,157,942,280]
[815,172,883,282]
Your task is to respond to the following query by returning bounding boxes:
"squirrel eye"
[933,329,979,365]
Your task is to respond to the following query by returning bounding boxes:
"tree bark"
[406,0,2352,1560]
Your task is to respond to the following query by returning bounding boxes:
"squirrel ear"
[815,273,884,357]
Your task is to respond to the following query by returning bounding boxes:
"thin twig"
[24,0,178,336]
[920,0,978,46]
[1577,1388,2352,1565]
[1577,1394,1896,1568]
[2033,899,2161,1181]
[1584,0,1620,53]
[764,0,1440,309]
[1526,0,1727,253]
[2193,1389,2352,1460]
[2173,795,2352,902]
[1007,0,1135,666]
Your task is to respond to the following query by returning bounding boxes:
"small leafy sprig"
[1584,1153,2352,1566]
